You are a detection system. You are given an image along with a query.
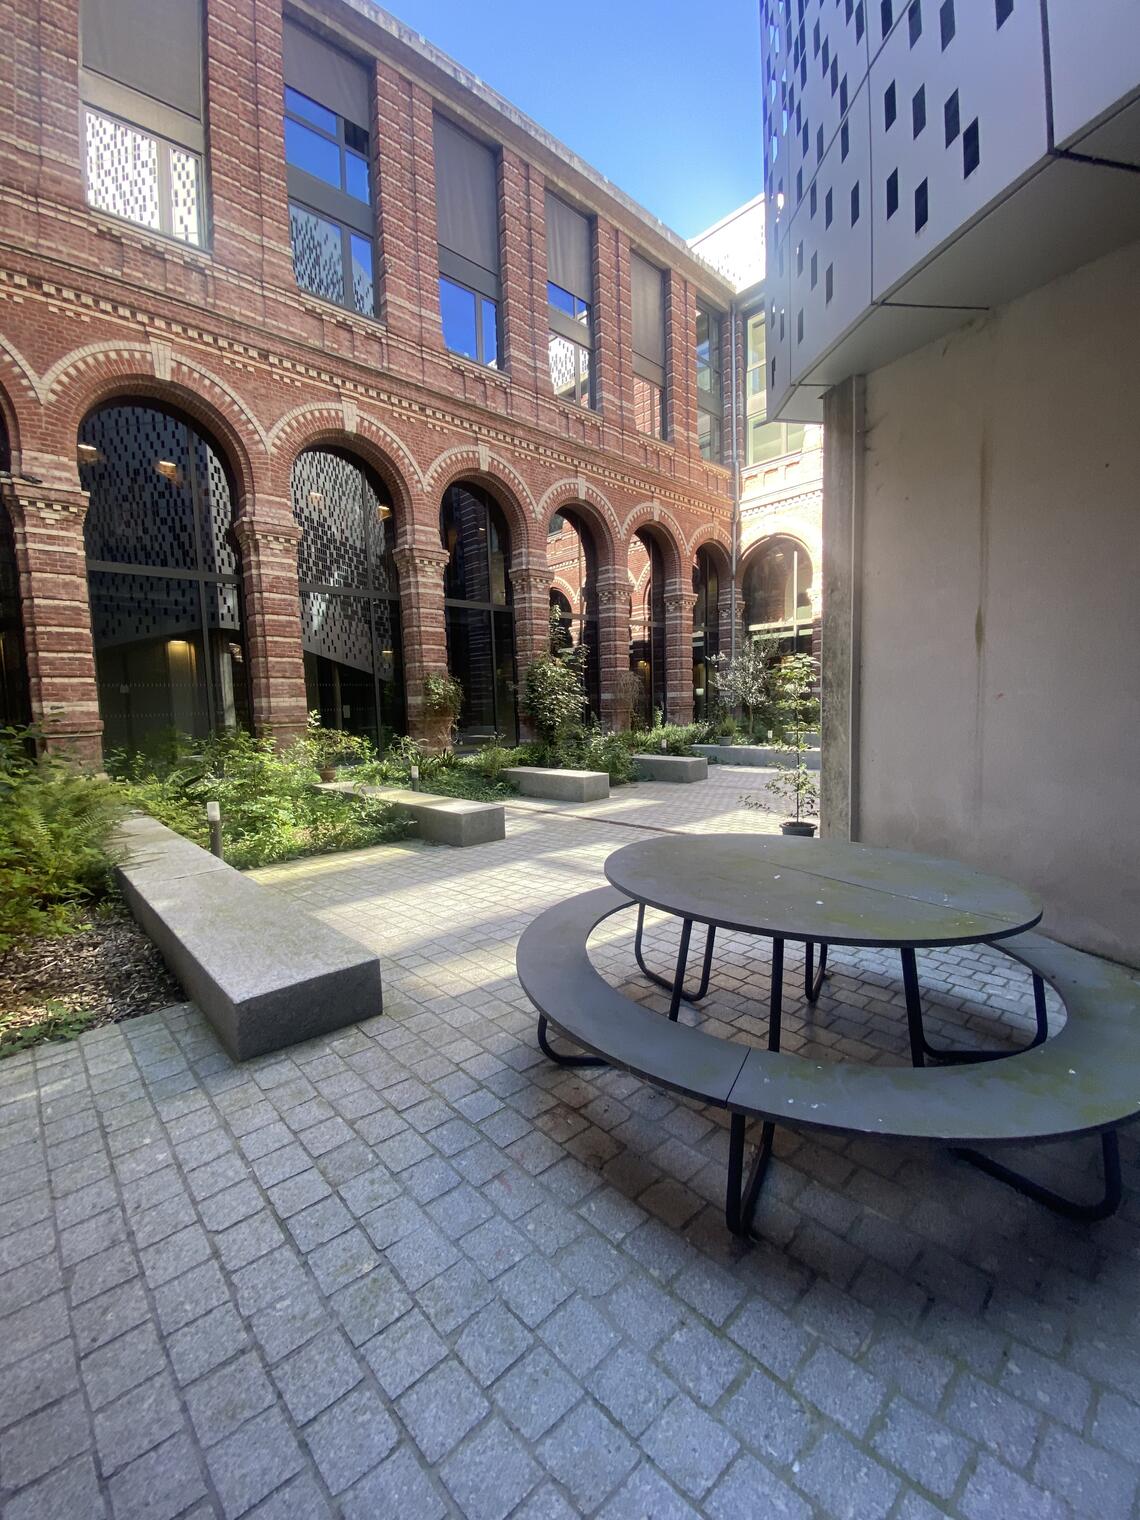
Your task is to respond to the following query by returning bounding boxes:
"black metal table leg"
[902,948,1050,1066]
[634,902,717,1002]
[667,918,694,1022]
[769,936,785,1052]
[953,1130,1122,1221]
[537,1015,607,1069]
[726,1111,776,1237]
[805,941,829,1002]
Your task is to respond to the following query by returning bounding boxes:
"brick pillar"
[509,557,553,738]
[499,149,541,391]
[3,483,102,761]
[394,544,449,742]
[596,565,632,731]
[666,272,697,454]
[664,583,695,726]
[233,512,307,745]
[375,65,444,348]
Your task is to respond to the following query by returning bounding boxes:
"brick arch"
[47,344,267,506]
[619,502,687,585]
[740,531,817,624]
[550,575,580,614]
[424,445,535,554]
[535,478,620,569]
[269,407,419,539]
[688,522,733,566]
[0,340,44,470]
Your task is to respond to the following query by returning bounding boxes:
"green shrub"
[513,724,637,785]
[117,728,411,869]
[520,655,587,747]
[614,721,711,756]
[0,728,126,950]
[353,737,517,802]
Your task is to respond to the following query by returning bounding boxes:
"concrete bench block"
[693,744,821,770]
[632,754,709,783]
[117,818,382,1062]
[501,766,610,802]
[366,787,506,845]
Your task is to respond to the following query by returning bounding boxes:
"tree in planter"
[710,636,783,741]
[421,672,463,753]
[298,712,374,781]
[520,653,587,762]
[746,653,820,834]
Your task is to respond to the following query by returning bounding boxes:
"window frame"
[82,104,206,247]
[547,281,593,409]
[696,301,724,464]
[439,275,500,368]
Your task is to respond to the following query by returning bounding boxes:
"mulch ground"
[0,905,185,1056]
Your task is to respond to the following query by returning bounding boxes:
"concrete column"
[663,582,696,725]
[393,544,449,742]
[233,512,307,745]
[595,565,632,730]
[820,376,865,840]
[3,482,102,761]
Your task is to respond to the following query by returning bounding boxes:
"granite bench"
[116,814,383,1061]
[322,782,505,846]
[501,766,610,802]
[632,754,708,783]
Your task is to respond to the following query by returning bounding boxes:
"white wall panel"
[1047,0,1140,149]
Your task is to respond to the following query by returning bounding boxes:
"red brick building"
[0,0,740,761]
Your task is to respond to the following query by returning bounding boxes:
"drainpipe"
[729,300,740,662]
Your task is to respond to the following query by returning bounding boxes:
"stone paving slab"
[1,766,1138,1519]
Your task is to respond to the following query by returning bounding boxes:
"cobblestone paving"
[1,768,1137,1519]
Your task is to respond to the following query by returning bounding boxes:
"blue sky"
[381,0,763,240]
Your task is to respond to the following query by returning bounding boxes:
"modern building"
[0,0,742,761]
[759,1,1140,962]
[690,196,823,685]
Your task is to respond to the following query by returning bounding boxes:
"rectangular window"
[80,0,205,243]
[435,114,501,367]
[744,312,809,466]
[283,24,375,318]
[631,252,667,439]
[546,193,594,408]
[439,276,498,368]
[696,302,723,463]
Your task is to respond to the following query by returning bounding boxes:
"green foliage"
[0,729,127,951]
[513,723,638,785]
[619,720,712,756]
[117,728,411,869]
[0,1000,101,1059]
[296,711,374,772]
[744,654,820,823]
[422,672,463,718]
[353,737,517,802]
[711,637,784,739]
[520,655,587,747]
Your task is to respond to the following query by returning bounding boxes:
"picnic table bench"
[516,886,1140,1236]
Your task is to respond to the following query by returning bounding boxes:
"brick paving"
[1,766,1138,1519]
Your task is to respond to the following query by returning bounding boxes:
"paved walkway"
[1,768,1137,1519]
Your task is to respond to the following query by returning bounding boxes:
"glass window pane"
[442,485,491,602]
[493,607,517,743]
[578,344,591,407]
[446,606,497,735]
[350,234,374,316]
[168,148,202,246]
[373,597,404,745]
[698,410,722,463]
[547,282,576,317]
[439,277,477,359]
[300,590,377,737]
[285,87,337,135]
[786,423,806,453]
[345,151,370,204]
[344,120,369,155]
[290,204,344,305]
[549,333,577,403]
[480,298,499,369]
[633,376,663,438]
[748,418,785,464]
[285,117,341,186]
[85,110,161,232]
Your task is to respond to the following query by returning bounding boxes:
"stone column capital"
[393,544,449,579]
[233,515,301,552]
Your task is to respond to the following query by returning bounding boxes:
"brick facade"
[0,0,739,761]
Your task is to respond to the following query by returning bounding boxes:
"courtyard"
[0,767,1135,1520]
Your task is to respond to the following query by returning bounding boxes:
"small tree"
[711,636,783,740]
[520,654,587,751]
[765,653,820,828]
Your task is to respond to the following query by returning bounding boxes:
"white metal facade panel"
[869,0,1049,300]
[1047,0,1140,149]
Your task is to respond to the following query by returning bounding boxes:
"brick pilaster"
[4,484,102,760]
[664,583,695,725]
[509,557,553,737]
[666,273,696,454]
[376,66,443,349]
[595,564,632,731]
[499,148,540,390]
[233,511,307,744]
[393,544,449,740]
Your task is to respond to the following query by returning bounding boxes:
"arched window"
[743,536,814,653]
[441,483,517,743]
[628,529,667,724]
[292,448,405,749]
[0,418,29,729]
[692,546,721,720]
[546,509,600,717]
[79,402,250,754]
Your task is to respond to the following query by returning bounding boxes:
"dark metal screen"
[0,496,29,730]
[692,547,721,720]
[293,448,405,749]
[441,483,517,743]
[80,402,250,755]
[630,532,667,724]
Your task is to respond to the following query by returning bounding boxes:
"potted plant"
[768,654,820,835]
[421,672,463,754]
[300,712,373,782]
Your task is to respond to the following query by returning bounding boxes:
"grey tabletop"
[604,835,1043,949]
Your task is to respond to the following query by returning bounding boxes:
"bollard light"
[206,800,223,860]
[660,738,668,753]
[409,764,420,793]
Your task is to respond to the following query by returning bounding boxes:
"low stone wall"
[693,744,821,771]
[116,815,383,1061]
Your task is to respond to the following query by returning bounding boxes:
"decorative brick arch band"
[268,406,420,540]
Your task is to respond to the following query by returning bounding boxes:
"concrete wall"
[854,238,1140,964]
